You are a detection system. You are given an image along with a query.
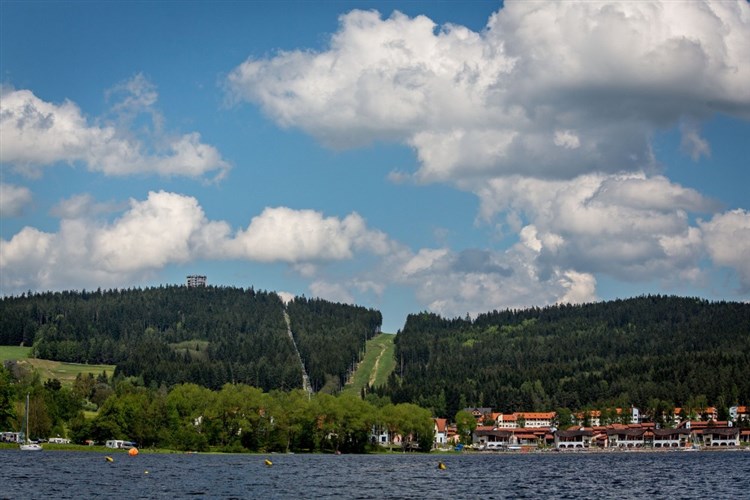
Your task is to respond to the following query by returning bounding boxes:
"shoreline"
[3,442,748,456]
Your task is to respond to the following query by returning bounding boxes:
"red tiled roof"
[514,412,555,419]
[434,418,448,433]
[515,433,538,439]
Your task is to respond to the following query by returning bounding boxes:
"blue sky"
[1,1,749,332]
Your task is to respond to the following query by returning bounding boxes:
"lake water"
[1,450,749,499]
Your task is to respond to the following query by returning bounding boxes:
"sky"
[1,0,749,333]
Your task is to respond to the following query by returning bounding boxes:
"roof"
[475,429,513,438]
[703,427,739,436]
[465,407,493,414]
[515,433,538,440]
[514,412,555,419]
[607,428,646,437]
[677,420,731,429]
[434,418,448,433]
[556,429,593,438]
[652,428,692,437]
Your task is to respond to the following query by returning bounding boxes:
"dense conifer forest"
[0,286,381,392]
[286,297,382,391]
[379,296,750,419]
[3,290,749,430]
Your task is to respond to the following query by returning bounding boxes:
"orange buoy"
[128,447,139,456]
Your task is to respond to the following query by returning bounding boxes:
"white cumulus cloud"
[475,173,718,283]
[0,81,230,180]
[224,207,395,263]
[700,209,750,291]
[227,1,750,182]
[0,183,32,217]
[0,192,398,295]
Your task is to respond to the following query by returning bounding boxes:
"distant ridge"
[0,286,381,393]
[378,295,750,419]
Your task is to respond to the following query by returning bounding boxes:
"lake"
[1,450,749,499]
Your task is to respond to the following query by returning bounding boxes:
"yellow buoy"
[105,456,114,462]
[129,447,139,456]
[264,459,273,466]
[144,471,149,474]
[438,461,446,470]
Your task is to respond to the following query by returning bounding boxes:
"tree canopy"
[380,295,750,418]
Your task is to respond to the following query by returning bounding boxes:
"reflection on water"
[1,450,749,499]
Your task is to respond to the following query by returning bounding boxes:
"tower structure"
[187,275,207,288]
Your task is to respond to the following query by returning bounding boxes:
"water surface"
[1,450,748,499]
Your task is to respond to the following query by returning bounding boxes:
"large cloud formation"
[227,1,750,182]
[1,76,230,180]
[0,191,396,293]
[225,0,750,314]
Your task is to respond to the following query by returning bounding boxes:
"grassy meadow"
[343,333,396,395]
[0,345,32,362]
[0,345,115,387]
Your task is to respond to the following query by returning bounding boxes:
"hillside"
[342,333,396,396]
[379,295,750,418]
[0,287,381,392]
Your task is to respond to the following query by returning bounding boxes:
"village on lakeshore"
[426,405,750,452]
[3,397,749,453]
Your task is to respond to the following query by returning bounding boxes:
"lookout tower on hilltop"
[187,275,207,288]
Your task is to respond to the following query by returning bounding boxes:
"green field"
[0,345,32,362]
[1,345,115,386]
[342,333,396,395]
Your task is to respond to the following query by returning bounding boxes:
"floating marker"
[129,447,139,456]
[438,461,446,470]
[144,471,149,474]
[264,459,273,466]
[105,456,114,462]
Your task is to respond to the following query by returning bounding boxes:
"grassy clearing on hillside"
[1,345,116,387]
[343,333,395,395]
[0,345,32,362]
[22,359,116,386]
[372,335,396,387]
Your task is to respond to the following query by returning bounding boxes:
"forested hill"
[381,296,750,419]
[287,297,382,392]
[0,286,381,392]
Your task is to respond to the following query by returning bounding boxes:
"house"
[496,414,517,428]
[512,431,540,447]
[607,427,646,448]
[433,418,448,448]
[445,424,460,444]
[514,412,555,428]
[575,410,602,427]
[701,427,740,447]
[575,407,639,426]
[554,429,593,449]
[651,428,691,448]
[465,407,493,425]
[370,425,390,447]
[673,406,719,425]
[729,405,749,423]
[473,427,515,449]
